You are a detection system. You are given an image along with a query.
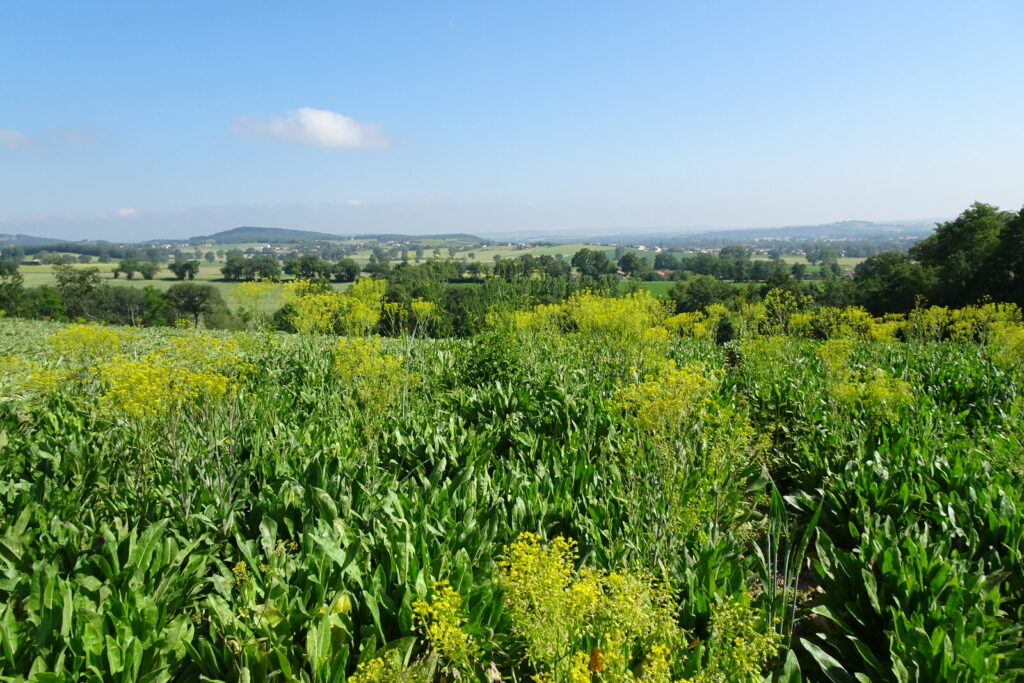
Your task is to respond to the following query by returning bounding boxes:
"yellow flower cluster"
[905,305,949,342]
[989,322,1024,372]
[99,354,232,419]
[231,560,250,585]
[412,581,479,674]
[48,323,131,363]
[346,655,413,683]
[832,369,913,416]
[615,363,720,437]
[0,356,72,397]
[816,339,912,418]
[685,593,782,683]
[665,304,728,342]
[409,297,436,322]
[231,280,283,329]
[816,339,855,378]
[284,278,388,335]
[563,289,673,339]
[97,331,248,421]
[333,336,411,412]
[292,290,344,335]
[499,533,682,682]
[678,294,1021,344]
[340,279,386,335]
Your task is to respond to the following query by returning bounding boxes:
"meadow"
[0,291,1022,682]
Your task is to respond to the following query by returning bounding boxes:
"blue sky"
[2,1,1022,240]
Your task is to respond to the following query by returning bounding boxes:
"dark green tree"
[53,264,103,319]
[169,260,200,280]
[571,248,616,278]
[669,275,736,312]
[165,283,227,328]
[116,258,140,279]
[137,262,161,280]
[909,202,1009,306]
[332,258,361,282]
[854,252,936,314]
[618,252,650,277]
[992,206,1024,305]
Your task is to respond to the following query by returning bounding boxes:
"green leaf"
[801,638,858,683]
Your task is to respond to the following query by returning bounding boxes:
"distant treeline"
[1,202,1020,333]
[0,264,234,328]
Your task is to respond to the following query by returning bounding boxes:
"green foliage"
[0,304,1022,681]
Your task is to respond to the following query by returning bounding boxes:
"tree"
[116,258,140,279]
[204,251,216,263]
[247,256,282,281]
[137,262,160,280]
[53,264,103,319]
[370,247,390,265]
[169,260,200,280]
[992,206,1024,305]
[854,252,936,314]
[363,261,392,277]
[332,258,361,282]
[669,275,736,312]
[164,283,226,327]
[909,202,1009,306]
[618,252,650,277]
[284,255,330,280]
[718,245,750,261]
[0,267,23,315]
[221,255,246,281]
[571,248,616,278]
[654,253,681,270]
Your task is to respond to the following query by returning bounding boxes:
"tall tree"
[909,202,1010,306]
[571,248,616,278]
[992,206,1024,305]
[165,283,226,327]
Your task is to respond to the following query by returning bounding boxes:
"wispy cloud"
[114,208,139,218]
[56,127,96,145]
[233,107,389,148]
[1,125,95,149]
[0,129,33,149]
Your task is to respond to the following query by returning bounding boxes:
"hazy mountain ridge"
[188,226,348,243]
[488,220,936,244]
[0,233,65,247]
[4,220,939,251]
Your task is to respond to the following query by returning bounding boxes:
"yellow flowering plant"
[498,533,683,682]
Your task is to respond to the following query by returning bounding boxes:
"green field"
[638,280,675,296]
[2,295,1022,681]
[17,264,351,311]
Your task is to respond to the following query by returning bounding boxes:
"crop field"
[1,294,1023,681]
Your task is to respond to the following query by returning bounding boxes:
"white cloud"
[114,208,139,218]
[345,199,364,206]
[234,107,389,148]
[0,129,32,149]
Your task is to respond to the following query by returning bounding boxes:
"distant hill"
[489,220,936,245]
[354,233,484,243]
[672,220,934,242]
[189,227,489,245]
[190,226,347,243]
[0,233,65,247]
